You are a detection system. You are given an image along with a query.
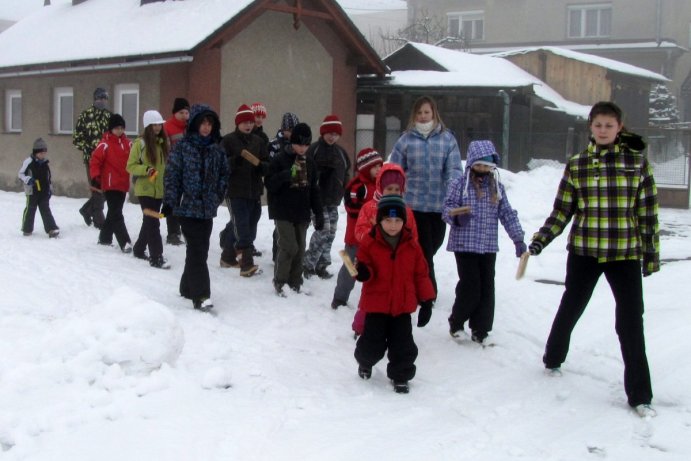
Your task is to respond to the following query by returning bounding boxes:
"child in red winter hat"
[331,148,383,310]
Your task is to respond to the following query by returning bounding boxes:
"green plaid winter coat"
[532,134,660,274]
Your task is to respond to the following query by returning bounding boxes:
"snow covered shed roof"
[381,42,591,119]
[491,46,669,83]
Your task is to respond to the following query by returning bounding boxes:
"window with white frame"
[447,11,484,41]
[567,3,612,38]
[53,87,74,134]
[5,89,22,132]
[114,83,139,135]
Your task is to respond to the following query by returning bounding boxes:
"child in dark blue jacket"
[18,138,59,238]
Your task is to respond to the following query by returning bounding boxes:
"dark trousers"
[223,198,262,250]
[21,193,58,234]
[134,196,163,259]
[99,190,131,249]
[544,253,652,407]
[333,244,357,304]
[355,313,418,382]
[166,215,181,237]
[80,163,105,228]
[412,211,446,296]
[449,252,496,338]
[274,219,308,288]
[179,217,213,301]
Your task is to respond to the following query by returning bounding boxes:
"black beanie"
[290,123,312,146]
[172,97,190,114]
[377,195,407,224]
[108,113,126,131]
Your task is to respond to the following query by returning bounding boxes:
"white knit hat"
[143,110,165,128]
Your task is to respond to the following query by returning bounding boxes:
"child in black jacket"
[18,138,59,237]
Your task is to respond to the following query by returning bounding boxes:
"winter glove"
[355,185,367,200]
[26,177,35,187]
[454,213,471,226]
[528,240,543,256]
[417,300,434,327]
[314,213,325,231]
[160,203,173,218]
[642,253,659,277]
[355,262,371,282]
[514,241,527,258]
[90,178,101,190]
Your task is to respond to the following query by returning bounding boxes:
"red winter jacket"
[356,225,435,316]
[89,131,132,192]
[164,116,186,148]
[354,163,418,243]
[343,170,378,246]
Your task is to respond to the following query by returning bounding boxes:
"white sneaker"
[634,404,657,418]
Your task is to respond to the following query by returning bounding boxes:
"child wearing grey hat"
[18,138,60,237]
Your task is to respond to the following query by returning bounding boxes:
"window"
[447,11,484,41]
[54,87,74,134]
[5,89,22,132]
[568,4,612,38]
[114,83,139,135]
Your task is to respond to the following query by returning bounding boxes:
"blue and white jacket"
[163,104,228,220]
[388,124,462,212]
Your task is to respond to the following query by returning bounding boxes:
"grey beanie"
[32,137,48,153]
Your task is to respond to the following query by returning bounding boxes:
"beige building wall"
[0,70,161,196]
[220,11,333,137]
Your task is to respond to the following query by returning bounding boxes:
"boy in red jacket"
[330,147,383,309]
[353,195,435,394]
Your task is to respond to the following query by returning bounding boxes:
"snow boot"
[239,247,259,277]
[392,380,409,394]
[150,255,171,269]
[49,229,60,238]
[358,365,372,380]
[166,233,184,246]
[220,248,240,268]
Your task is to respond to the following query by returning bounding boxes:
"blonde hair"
[406,95,445,131]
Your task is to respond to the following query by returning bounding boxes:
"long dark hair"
[142,124,169,165]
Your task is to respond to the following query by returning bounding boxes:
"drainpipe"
[498,90,510,170]
[655,0,662,46]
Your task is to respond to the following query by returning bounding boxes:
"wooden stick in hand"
[241,149,261,166]
[515,252,530,280]
[448,206,471,216]
[339,250,358,277]
[143,208,164,219]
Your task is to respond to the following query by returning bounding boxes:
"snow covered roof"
[383,43,591,119]
[492,46,669,82]
[0,0,259,69]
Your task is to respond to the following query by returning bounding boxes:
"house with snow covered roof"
[0,0,386,197]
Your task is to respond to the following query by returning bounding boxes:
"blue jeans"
[223,198,261,250]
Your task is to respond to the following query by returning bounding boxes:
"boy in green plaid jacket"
[529,101,659,417]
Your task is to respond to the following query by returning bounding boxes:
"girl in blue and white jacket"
[442,140,525,344]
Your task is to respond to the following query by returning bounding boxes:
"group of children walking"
[17,95,660,415]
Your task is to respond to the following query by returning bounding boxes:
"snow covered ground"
[1,165,690,460]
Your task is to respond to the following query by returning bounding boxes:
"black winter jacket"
[220,129,269,200]
[307,139,351,207]
[265,145,322,223]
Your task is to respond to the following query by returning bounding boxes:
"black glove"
[355,185,367,200]
[514,241,527,258]
[160,203,173,218]
[642,253,657,277]
[314,213,325,231]
[26,177,35,187]
[90,178,101,189]
[355,262,371,282]
[528,241,543,256]
[417,300,433,327]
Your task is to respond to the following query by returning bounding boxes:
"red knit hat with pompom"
[320,114,343,136]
